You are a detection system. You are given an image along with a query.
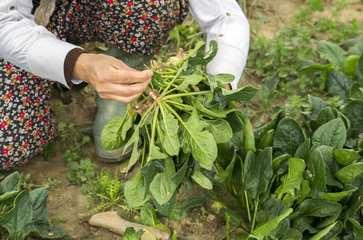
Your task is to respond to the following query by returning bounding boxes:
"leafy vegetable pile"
[101,41,257,210]
[218,46,363,239]
[0,172,65,240]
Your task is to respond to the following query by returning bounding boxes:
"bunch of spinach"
[218,95,363,239]
[0,172,66,240]
[101,40,257,214]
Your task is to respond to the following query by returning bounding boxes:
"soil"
[13,1,362,239]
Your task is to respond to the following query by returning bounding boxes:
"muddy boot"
[93,47,152,162]
[93,97,129,162]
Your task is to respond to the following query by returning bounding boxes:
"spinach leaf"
[273,118,305,156]
[159,109,180,156]
[309,146,328,194]
[150,159,177,205]
[318,41,346,66]
[343,101,363,138]
[251,208,293,239]
[312,118,347,148]
[275,158,306,206]
[101,114,129,150]
[333,148,361,166]
[206,119,233,144]
[327,71,352,100]
[244,148,273,199]
[319,188,358,202]
[124,173,147,208]
[183,110,218,170]
[0,192,34,240]
[335,162,363,184]
[191,170,213,190]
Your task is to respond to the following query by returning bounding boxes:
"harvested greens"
[101,40,257,209]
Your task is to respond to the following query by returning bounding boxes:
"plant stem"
[163,91,210,100]
[165,100,194,111]
[147,106,159,162]
[244,191,251,223]
[251,196,260,233]
[160,66,185,97]
[163,103,192,137]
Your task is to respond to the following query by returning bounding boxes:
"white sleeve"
[0,1,80,87]
[189,0,250,89]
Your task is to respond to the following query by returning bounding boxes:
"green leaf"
[29,188,48,224]
[0,191,34,240]
[191,170,213,190]
[123,227,143,240]
[244,148,273,198]
[101,115,126,150]
[319,188,358,202]
[272,154,290,170]
[172,156,189,186]
[127,137,141,172]
[140,204,159,226]
[348,218,363,237]
[309,146,328,194]
[275,158,306,206]
[160,109,180,156]
[312,118,347,148]
[308,95,328,121]
[273,118,305,156]
[343,101,363,138]
[258,129,274,149]
[294,138,311,160]
[183,111,218,170]
[150,172,177,206]
[194,100,236,118]
[221,86,258,102]
[310,222,337,240]
[335,162,363,184]
[318,41,346,66]
[0,172,21,193]
[206,119,233,144]
[251,208,293,239]
[209,74,235,89]
[333,149,361,166]
[124,173,147,208]
[294,199,341,218]
[343,55,360,76]
[314,107,336,129]
[327,71,352,100]
[149,144,169,161]
[177,74,204,90]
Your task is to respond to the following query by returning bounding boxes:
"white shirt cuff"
[27,36,80,88]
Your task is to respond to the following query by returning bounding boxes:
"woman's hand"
[72,53,152,103]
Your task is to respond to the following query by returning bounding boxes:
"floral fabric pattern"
[0,61,56,170]
[0,0,189,170]
[48,0,189,55]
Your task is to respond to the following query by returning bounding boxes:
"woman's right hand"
[72,53,152,103]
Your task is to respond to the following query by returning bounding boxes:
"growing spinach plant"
[0,172,66,240]
[218,96,363,239]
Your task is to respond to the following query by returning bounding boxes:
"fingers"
[107,68,153,84]
[98,81,149,103]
